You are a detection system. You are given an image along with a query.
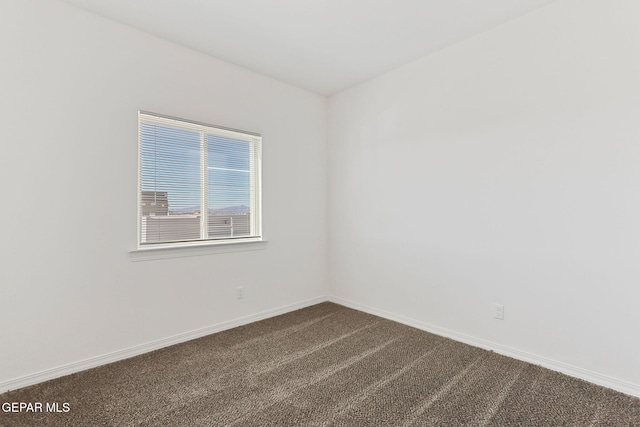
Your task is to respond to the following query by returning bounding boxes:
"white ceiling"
[62,0,557,95]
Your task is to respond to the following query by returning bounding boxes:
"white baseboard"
[0,295,329,394]
[5,295,639,400]
[329,296,640,399]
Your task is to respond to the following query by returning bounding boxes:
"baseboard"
[0,295,329,394]
[329,296,640,399]
[6,294,638,399]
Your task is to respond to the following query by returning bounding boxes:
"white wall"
[0,0,327,388]
[328,0,640,393]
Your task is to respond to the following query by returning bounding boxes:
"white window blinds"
[138,112,262,246]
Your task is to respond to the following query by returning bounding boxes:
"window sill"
[129,238,268,262]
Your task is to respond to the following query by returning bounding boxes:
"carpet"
[1,302,639,426]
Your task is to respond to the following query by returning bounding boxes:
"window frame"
[136,111,263,251]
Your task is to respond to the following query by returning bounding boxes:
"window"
[138,112,262,248]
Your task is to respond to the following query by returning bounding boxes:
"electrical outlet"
[236,286,244,299]
[492,303,504,320]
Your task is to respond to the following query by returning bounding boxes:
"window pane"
[138,112,261,247]
[140,123,201,243]
[207,134,251,238]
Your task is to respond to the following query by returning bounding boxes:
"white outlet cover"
[493,303,504,320]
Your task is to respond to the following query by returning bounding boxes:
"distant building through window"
[138,112,262,247]
[140,191,168,216]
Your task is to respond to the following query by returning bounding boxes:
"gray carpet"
[1,302,639,426]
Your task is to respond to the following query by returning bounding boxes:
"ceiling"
[61,0,557,96]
